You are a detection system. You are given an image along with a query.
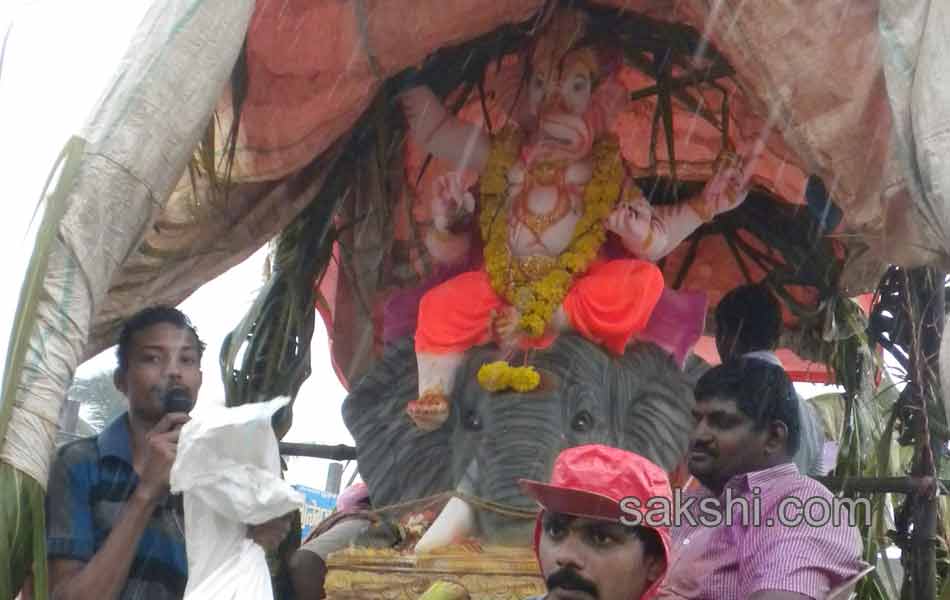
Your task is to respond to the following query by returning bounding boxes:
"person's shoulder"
[754,466,842,515]
[53,435,100,467]
[757,469,862,537]
[782,469,837,499]
[47,436,103,501]
[755,463,829,494]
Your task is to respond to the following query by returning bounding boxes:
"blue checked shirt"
[46,413,188,599]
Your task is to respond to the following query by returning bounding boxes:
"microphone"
[161,387,194,414]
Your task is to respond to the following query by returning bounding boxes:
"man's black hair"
[115,306,206,374]
[714,284,783,354]
[694,359,801,456]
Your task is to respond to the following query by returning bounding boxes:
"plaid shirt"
[655,463,867,599]
[46,413,188,599]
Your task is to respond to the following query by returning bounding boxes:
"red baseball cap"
[519,444,672,523]
[519,445,672,600]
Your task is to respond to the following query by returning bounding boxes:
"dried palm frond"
[218,152,342,418]
[220,79,409,437]
[186,40,248,214]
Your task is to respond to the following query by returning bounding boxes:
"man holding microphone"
[45,306,289,600]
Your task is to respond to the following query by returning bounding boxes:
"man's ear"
[765,420,789,456]
[113,369,127,394]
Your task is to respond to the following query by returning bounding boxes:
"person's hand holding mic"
[134,387,194,504]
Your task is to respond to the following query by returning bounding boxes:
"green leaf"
[808,393,846,442]
[0,463,47,600]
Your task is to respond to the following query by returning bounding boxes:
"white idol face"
[528,51,595,119]
[523,50,597,160]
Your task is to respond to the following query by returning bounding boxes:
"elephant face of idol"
[341,334,694,544]
[451,336,695,541]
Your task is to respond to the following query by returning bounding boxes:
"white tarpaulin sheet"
[1,0,255,485]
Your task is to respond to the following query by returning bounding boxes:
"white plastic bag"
[170,397,304,600]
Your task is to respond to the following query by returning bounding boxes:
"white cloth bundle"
[170,397,303,600]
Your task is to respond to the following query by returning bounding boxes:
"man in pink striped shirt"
[655,359,868,600]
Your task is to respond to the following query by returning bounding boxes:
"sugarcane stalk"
[903,268,944,600]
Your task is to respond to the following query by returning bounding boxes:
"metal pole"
[278,442,357,461]
[325,462,343,495]
[815,476,942,495]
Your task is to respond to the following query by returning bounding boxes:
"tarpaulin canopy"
[5,0,950,494]
[74,0,950,364]
[43,1,933,394]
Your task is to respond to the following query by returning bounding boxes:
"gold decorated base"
[325,544,545,599]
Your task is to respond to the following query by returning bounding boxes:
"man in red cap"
[518,444,671,600]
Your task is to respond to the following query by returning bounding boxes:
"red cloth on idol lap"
[413,256,706,366]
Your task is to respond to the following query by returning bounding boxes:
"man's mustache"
[546,567,598,597]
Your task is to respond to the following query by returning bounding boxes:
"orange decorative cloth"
[415,259,664,355]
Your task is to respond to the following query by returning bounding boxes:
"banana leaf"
[0,463,47,600]
[810,354,911,599]
[808,393,848,442]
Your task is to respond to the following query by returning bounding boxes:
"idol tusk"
[414,496,476,553]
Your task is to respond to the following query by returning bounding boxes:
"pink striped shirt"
[655,463,867,599]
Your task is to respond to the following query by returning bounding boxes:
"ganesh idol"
[399,10,753,431]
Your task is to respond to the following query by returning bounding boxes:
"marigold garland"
[479,125,624,338]
[477,361,511,392]
[476,361,541,392]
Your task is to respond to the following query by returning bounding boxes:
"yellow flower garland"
[479,125,624,338]
[477,361,541,393]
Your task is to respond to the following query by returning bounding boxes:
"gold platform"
[325,544,545,599]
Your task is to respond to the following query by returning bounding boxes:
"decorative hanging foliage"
[219,81,408,420]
